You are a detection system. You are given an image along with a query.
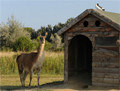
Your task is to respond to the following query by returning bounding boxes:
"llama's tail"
[16,55,20,63]
[16,55,23,75]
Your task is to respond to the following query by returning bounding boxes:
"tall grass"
[0,51,64,75]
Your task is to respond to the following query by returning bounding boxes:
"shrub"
[13,37,33,52]
[0,46,13,52]
[50,33,64,51]
[31,39,39,51]
[44,41,52,51]
[0,16,30,48]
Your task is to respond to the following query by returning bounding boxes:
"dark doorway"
[68,35,92,86]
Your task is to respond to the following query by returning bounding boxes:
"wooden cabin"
[57,9,120,88]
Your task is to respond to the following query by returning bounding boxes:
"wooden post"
[75,40,78,75]
[64,33,68,83]
[119,32,120,89]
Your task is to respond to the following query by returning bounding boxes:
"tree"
[13,36,33,52]
[65,18,74,24]
[50,33,63,51]
[24,27,37,39]
[0,16,30,48]
[36,17,74,44]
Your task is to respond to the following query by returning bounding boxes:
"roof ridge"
[58,9,120,35]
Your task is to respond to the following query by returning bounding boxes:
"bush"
[44,41,52,51]
[13,37,33,52]
[31,39,39,51]
[0,46,13,52]
[50,33,64,51]
[0,16,30,48]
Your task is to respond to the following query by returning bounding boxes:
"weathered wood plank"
[64,33,69,83]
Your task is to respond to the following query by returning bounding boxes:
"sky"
[0,0,120,31]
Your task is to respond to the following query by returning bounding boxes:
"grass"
[0,51,64,90]
[0,51,64,75]
[0,74,64,90]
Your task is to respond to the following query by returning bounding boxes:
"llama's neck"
[37,43,45,59]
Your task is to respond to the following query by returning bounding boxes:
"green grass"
[0,75,64,90]
[0,51,64,75]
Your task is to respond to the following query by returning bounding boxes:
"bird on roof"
[95,3,105,11]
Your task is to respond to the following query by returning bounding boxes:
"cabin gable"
[67,14,118,33]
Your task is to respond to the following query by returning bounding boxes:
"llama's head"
[40,32,48,44]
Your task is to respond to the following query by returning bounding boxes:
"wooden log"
[92,72,104,78]
[104,78,114,84]
[93,67,119,73]
[92,77,104,83]
[64,33,69,83]
[114,79,119,84]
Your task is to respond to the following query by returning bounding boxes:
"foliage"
[24,27,37,39]
[41,53,64,74]
[0,16,74,52]
[37,18,74,42]
[0,54,18,74]
[65,17,74,24]
[50,33,63,51]
[13,37,33,52]
[0,46,13,52]
[31,39,39,51]
[0,16,30,48]
[44,41,52,51]
[0,52,64,75]
[37,25,52,42]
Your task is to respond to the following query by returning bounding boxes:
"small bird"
[95,3,105,11]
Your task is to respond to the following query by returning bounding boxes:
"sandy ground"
[1,74,119,91]
[31,73,119,91]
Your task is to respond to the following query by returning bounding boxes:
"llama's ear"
[45,32,48,37]
[39,35,42,38]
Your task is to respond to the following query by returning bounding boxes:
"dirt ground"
[38,73,119,91]
[10,73,119,91]
[14,80,119,91]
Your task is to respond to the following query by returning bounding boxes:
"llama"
[16,33,47,87]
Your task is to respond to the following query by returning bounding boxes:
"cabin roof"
[57,9,120,35]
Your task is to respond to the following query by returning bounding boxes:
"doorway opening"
[68,35,92,86]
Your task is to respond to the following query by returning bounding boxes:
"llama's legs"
[19,74,24,87]
[29,70,33,87]
[23,71,28,87]
[37,69,41,86]
[17,63,24,87]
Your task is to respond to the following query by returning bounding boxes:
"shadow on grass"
[0,85,37,90]
[0,80,119,91]
[0,81,64,90]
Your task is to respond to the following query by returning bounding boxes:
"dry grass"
[0,51,63,57]
[0,75,63,86]
[45,51,63,57]
[0,75,63,90]
[0,52,16,57]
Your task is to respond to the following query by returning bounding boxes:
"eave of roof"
[57,9,120,35]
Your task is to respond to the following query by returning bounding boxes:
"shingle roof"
[58,9,120,35]
[94,9,120,26]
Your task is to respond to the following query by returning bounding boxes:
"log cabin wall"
[64,14,119,87]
